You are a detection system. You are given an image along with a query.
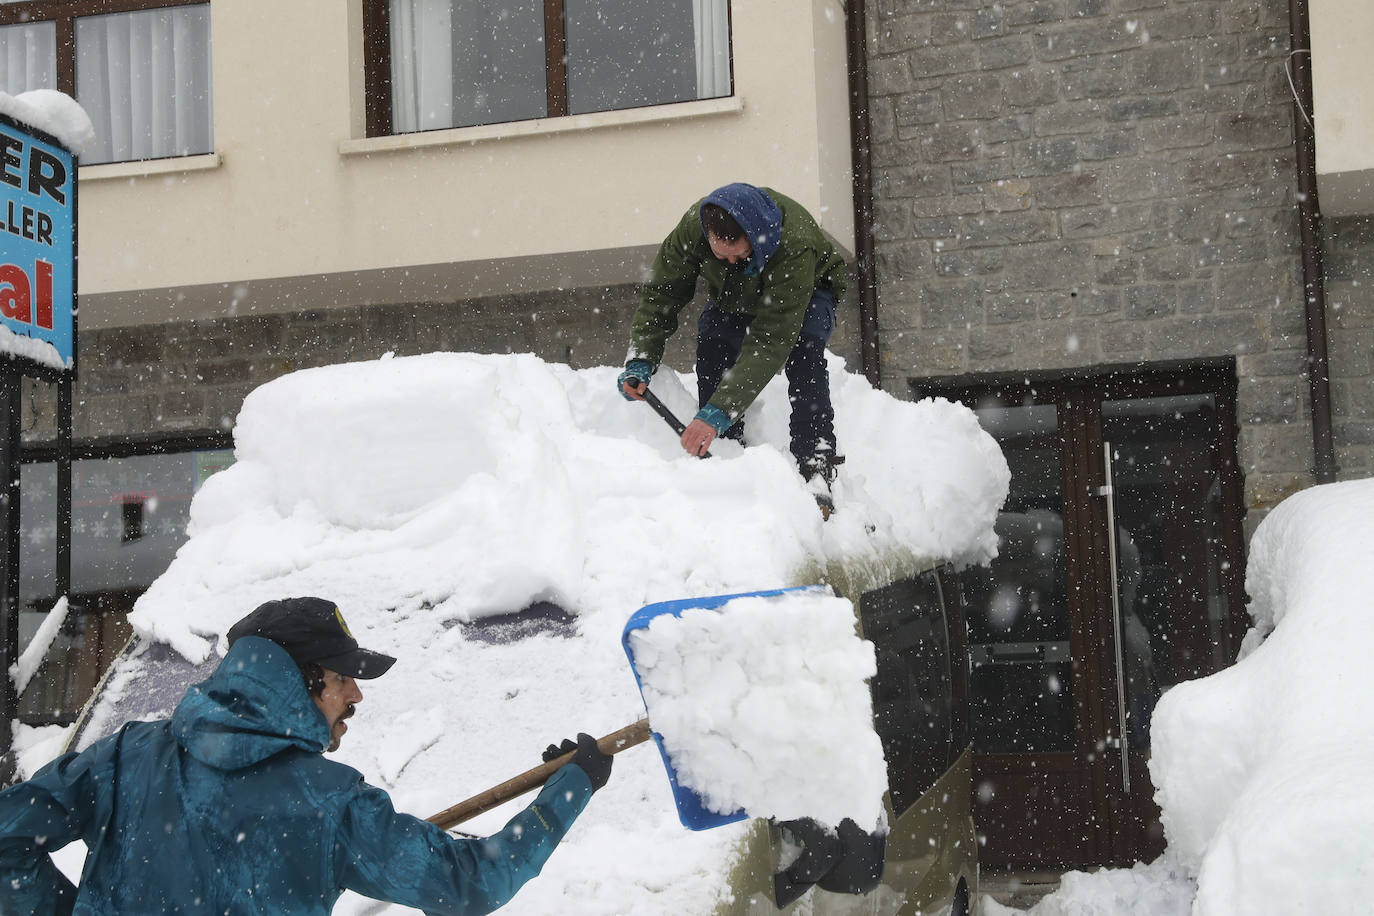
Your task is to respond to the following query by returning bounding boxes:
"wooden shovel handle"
[426,718,654,831]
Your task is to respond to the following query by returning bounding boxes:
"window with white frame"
[0,1,212,166]
[364,0,731,136]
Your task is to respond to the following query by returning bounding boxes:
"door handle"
[1097,440,1131,794]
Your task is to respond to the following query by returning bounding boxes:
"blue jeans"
[695,288,837,461]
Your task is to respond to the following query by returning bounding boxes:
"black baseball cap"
[227,597,396,679]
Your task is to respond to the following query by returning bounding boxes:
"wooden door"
[919,364,1248,869]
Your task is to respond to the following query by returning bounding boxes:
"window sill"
[79,152,222,181]
[339,96,744,156]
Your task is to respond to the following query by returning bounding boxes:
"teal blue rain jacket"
[0,636,594,915]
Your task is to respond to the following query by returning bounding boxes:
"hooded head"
[699,183,783,276]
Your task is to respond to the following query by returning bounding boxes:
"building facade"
[1,0,1369,874]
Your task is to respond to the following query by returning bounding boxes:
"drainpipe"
[846,0,881,389]
[1288,0,1338,483]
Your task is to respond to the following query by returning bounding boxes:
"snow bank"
[627,589,888,830]
[62,350,1007,915]
[1147,478,1374,915]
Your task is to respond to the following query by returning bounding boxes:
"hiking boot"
[798,452,844,519]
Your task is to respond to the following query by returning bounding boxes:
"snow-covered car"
[34,352,1008,915]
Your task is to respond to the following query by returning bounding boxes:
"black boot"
[798,452,844,519]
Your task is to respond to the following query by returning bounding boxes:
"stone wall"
[22,278,867,444]
[863,0,1328,511]
[1323,215,1374,480]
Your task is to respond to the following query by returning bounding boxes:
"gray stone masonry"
[865,0,1366,517]
[20,279,866,445]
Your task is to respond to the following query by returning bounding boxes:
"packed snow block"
[1149,478,1374,915]
[623,586,888,832]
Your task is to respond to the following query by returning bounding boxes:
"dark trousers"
[696,288,837,461]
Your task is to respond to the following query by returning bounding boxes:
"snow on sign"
[0,112,75,378]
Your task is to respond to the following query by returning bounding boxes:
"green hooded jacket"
[627,185,847,421]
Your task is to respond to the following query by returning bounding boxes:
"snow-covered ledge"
[339,95,744,156]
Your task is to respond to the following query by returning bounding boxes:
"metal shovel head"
[621,584,830,830]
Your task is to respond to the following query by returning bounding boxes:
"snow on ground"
[627,588,888,831]
[988,478,1374,916]
[17,350,1008,915]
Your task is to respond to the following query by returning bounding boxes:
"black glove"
[542,732,612,792]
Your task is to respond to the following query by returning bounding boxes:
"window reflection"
[16,447,233,724]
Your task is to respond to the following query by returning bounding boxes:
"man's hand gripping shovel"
[622,376,713,459]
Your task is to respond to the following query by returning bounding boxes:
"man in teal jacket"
[0,597,611,915]
[619,182,848,508]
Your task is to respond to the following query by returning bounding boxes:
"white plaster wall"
[1310,0,1374,216]
[75,0,856,328]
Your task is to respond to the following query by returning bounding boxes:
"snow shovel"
[426,719,653,830]
[426,586,815,832]
[638,385,712,459]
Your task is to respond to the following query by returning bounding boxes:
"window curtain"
[693,0,730,99]
[76,5,213,165]
[389,0,731,135]
[0,21,56,95]
[389,0,453,133]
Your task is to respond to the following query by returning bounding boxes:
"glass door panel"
[961,404,1075,753]
[1101,395,1235,750]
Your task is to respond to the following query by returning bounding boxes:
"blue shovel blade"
[621,585,831,830]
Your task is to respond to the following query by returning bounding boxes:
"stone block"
[979,36,1034,70]
[951,158,1017,189]
[943,74,1006,120]
[1141,247,1194,282]
[1124,284,1177,319]
[962,211,1057,247]
[1239,377,1300,423]
[1149,312,1267,359]
[876,241,936,283]
[872,199,916,241]
[1100,321,1146,358]
[1178,281,1217,315]
[1073,287,1121,316]
[920,282,981,328]
[874,13,932,54]
[1105,97,1180,122]
[1236,350,1308,378]
[1034,100,1109,136]
[984,178,1033,212]
[1138,115,1212,152]
[1061,202,1152,238]
[1079,130,1138,161]
[935,248,1005,277]
[1004,69,1061,108]
[1006,1,1066,28]
[895,91,942,126]
[1132,46,1202,94]
[1035,171,1103,208]
[1015,137,1080,176]
[1096,254,1138,285]
[986,291,1040,324]
[922,123,982,162]
[879,163,953,198]
[869,55,920,96]
[909,46,971,78]
[967,326,1017,359]
[1217,111,1292,152]
[1060,57,1131,100]
[1034,20,1143,61]
[998,241,1096,291]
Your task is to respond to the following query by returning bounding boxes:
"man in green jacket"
[618,183,848,509]
[0,597,612,914]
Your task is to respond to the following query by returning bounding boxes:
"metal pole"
[0,369,23,785]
